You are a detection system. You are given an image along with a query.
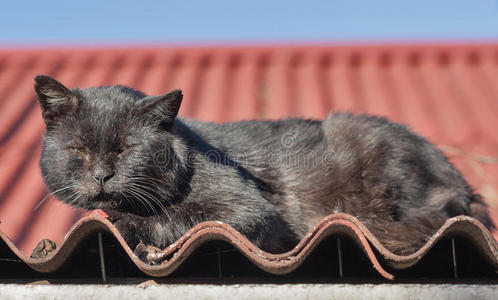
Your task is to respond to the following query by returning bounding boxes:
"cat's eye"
[70,146,85,153]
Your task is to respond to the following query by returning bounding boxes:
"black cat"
[34,75,494,256]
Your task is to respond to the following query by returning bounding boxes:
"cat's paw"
[106,213,143,251]
[105,210,133,236]
[134,242,162,265]
[30,239,57,259]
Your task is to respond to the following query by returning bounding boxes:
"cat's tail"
[468,193,495,230]
[366,194,495,255]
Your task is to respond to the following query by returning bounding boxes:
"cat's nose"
[92,170,115,186]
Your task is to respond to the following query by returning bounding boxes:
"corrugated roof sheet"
[1,211,497,280]
[0,44,497,279]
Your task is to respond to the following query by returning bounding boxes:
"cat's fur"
[34,75,494,255]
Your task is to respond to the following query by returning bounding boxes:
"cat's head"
[34,75,184,213]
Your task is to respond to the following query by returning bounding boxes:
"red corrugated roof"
[0,44,497,255]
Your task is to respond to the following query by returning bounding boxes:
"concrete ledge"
[0,284,496,300]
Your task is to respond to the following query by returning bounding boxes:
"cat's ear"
[34,75,77,125]
[139,89,183,129]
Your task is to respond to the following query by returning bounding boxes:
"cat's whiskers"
[120,191,142,213]
[128,176,174,208]
[129,183,166,210]
[126,187,158,216]
[69,193,86,210]
[125,189,154,216]
[65,191,79,206]
[128,183,170,217]
[129,174,163,183]
[126,188,156,216]
[128,178,160,186]
[35,184,79,211]
[127,175,172,202]
[129,180,172,206]
[118,191,137,212]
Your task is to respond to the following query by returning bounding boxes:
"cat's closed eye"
[70,146,86,154]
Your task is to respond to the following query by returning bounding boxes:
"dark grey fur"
[34,75,494,255]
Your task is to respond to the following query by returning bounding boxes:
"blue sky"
[1,0,497,44]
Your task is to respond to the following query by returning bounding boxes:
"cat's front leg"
[105,210,146,250]
[105,210,163,264]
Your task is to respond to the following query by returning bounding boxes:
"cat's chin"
[87,192,121,210]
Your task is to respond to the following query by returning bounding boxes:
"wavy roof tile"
[0,44,497,279]
[1,212,496,280]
